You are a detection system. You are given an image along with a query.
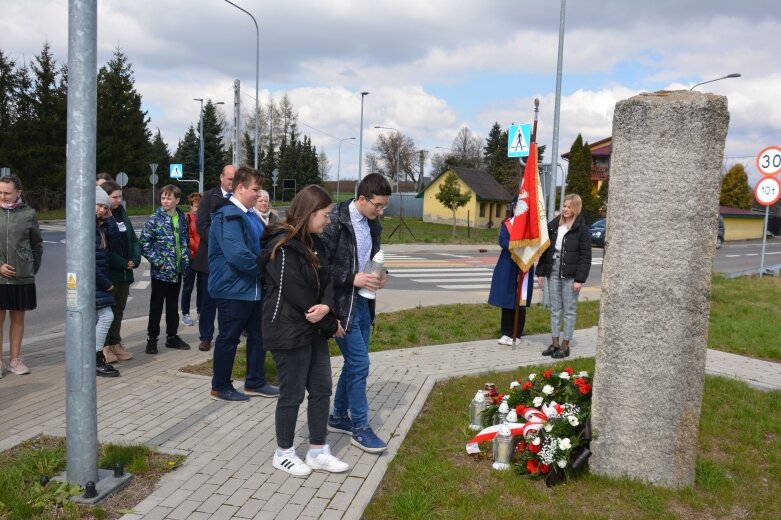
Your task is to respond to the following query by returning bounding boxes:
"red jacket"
[187,211,200,258]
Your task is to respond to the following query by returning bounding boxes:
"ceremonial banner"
[508,141,549,271]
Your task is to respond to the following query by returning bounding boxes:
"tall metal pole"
[224,0,259,169]
[65,0,98,487]
[336,137,355,201]
[194,98,204,193]
[356,91,369,197]
[547,0,566,219]
[233,80,241,166]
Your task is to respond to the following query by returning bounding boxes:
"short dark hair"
[100,180,121,194]
[160,184,182,200]
[96,172,114,182]
[188,192,202,205]
[232,166,263,191]
[357,173,391,199]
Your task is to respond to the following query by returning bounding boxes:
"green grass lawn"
[379,216,497,244]
[363,358,781,519]
[0,436,184,519]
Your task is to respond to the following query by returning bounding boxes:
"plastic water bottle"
[358,250,386,299]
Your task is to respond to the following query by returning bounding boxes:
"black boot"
[96,351,120,377]
[146,337,158,354]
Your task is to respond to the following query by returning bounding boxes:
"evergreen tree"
[201,100,225,188]
[173,126,199,182]
[149,129,172,180]
[0,50,16,155]
[96,47,151,187]
[719,164,753,209]
[564,134,596,221]
[435,172,472,240]
[1,62,35,180]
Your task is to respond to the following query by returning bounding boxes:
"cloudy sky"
[2,0,779,184]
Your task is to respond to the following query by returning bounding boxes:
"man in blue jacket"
[208,166,279,402]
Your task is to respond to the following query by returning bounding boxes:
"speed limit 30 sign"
[756,146,781,177]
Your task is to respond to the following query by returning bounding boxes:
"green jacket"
[108,205,141,284]
[0,202,43,285]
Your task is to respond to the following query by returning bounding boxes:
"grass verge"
[363,358,781,520]
[0,435,185,520]
[379,216,498,244]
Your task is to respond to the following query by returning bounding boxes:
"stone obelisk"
[590,91,729,487]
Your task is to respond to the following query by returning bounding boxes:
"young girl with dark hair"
[259,185,348,477]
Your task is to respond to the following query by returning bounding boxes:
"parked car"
[590,219,606,247]
[716,216,724,249]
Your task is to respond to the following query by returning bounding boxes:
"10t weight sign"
[754,176,780,206]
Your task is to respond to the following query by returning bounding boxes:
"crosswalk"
[385,253,602,291]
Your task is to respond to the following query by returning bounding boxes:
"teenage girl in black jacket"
[536,194,592,358]
[259,185,348,478]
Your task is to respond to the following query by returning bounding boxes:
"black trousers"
[501,307,527,338]
[106,281,131,345]
[271,339,332,449]
[147,276,181,339]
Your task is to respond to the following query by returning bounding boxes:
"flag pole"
[511,98,539,347]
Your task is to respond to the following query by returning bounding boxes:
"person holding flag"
[536,194,592,358]
[492,139,550,345]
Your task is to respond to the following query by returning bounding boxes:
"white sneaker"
[305,445,350,473]
[273,450,312,477]
[181,314,194,326]
[497,335,512,345]
[9,358,30,375]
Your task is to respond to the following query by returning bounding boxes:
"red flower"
[528,442,542,454]
[578,383,592,395]
[564,367,574,375]
[543,370,553,378]
[526,459,539,474]
[553,403,564,414]
[521,381,533,391]
[515,404,525,415]
[540,464,551,474]
[516,440,527,452]
[495,393,505,404]
[574,377,587,386]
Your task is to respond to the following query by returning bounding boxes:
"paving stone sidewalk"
[0,319,778,519]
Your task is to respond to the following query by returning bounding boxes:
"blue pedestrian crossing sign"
[169,163,183,179]
[507,124,531,158]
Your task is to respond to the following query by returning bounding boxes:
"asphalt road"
[22,219,781,341]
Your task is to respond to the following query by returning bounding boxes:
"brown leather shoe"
[112,343,134,361]
[102,346,118,364]
[198,339,212,352]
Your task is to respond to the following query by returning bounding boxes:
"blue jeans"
[333,296,372,429]
[197,271,216,341]
[211,298,267,392]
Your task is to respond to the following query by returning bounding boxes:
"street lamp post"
[224,0,260,169]
[336,137,356,201]
[357,91,369,196]
[690,73,741,91]
[194,99,224,193]
[375,125,401,192]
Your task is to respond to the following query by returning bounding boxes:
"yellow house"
[420,167,514,228]
[720,206,766,240]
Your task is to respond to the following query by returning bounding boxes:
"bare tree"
[371,131,422,188]
[450,126,484,168]
[318,151,331,181]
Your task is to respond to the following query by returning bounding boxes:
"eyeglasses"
[317,212,332,220]
[364,198,387,210]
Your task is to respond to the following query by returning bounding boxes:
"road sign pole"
[760,205,769,278]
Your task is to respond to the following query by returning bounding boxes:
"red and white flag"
[508,141,549,271]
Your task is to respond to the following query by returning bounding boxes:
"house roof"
[561,136,613,160]
[426,166,514,202]
[719,206,764,218]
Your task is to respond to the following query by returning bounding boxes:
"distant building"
[419,166,514,228]
[719,206,766,240]
[561,136,612,194]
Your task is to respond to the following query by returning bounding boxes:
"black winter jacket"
[537,214,592,283]
[259,229,339,350]
[95,219,116,309]
[318,200,382,329]
[193,186,229,273]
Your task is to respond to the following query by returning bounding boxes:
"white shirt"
[348,201,372,272]
[555,224,568,252]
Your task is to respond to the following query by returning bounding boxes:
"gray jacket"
[0,202,43,285]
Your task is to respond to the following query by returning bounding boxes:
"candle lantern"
[493,399,510,425]
[468,390,487,430]
[492,422,515,470]
[483,382,498,403]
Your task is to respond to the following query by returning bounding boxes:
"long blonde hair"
[562,194,582,226]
